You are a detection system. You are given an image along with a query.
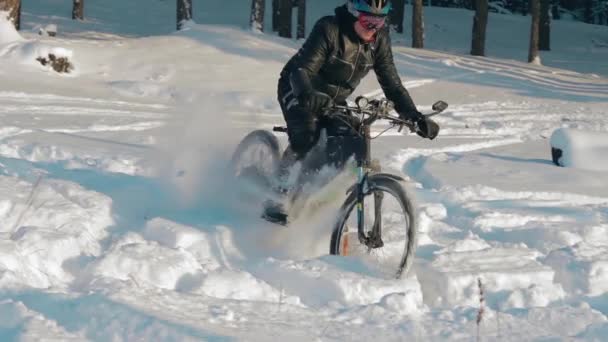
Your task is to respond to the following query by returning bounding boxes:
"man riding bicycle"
[264,0,440,223]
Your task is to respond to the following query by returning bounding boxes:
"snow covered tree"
[296,0,306,39]
[471,0,489,56]
[177,0,192,31]
[539,0,551,50]
[72,0,84,20]
[250,0,265,32]
[412,0,424,48]
[0,0,21,30]
[389,0,406,33]
[528,0,540,63]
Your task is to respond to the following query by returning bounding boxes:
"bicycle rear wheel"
[230,130,281,190]
[330,174,417,279]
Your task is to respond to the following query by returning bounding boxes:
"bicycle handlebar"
[324,97,416,133]
[274,96,448,135]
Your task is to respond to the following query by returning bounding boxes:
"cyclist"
[264,0,439,223]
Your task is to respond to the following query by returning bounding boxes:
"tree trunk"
[465,0,475,10]
[528,0,541,63]
[0,0,21,30]
[177,0,193,31]
[277,0,292,38]
[389,0,406,33]
[72,0,84,20]
[250,0,265,32]
[296,0,306,39]
[521,0,529,15]
[584,0,593,24]
[551,0,560,20]
[412,0,424,48]
[471,0,488,56]
[539,0,551,50]
[272,0,279,31]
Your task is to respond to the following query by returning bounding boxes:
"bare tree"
[471,0,489,56]
[539,0,551,50]
[72,0,84,20]
[250,0,265,32]
[412,0,424,48]
[389,0,406,33]
[528,0,541,63]
[177,0,193,31]
[296,0,306,39]
[0,0,21,30]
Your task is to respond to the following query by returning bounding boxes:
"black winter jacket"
[278,5,418,118]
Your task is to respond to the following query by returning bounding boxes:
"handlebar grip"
[273,126,288,133]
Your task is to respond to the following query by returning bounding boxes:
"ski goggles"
[358,13,387,31]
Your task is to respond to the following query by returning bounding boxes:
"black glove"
[415,116,440,140]
[290,69,334,114]
[300,91,334,115]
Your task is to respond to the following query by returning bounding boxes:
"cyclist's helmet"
[349,0,391,16]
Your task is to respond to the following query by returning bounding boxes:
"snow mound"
[421,243,565,308]
[88,233,204,290]
[199,269,300,304]
[253,257,424,311]
[0,300,84,340]
[550,128,608,171]
[0,14,74,73]
[546,238,608,296]
[142,218,223,272]
[0,41,74,72]
[0,175,113,289]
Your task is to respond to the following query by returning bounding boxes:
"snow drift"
[551,128,608,171]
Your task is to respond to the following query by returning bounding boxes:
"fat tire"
[329,174,417,278]
[230,130,281,179]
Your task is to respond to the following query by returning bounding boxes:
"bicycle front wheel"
[329,174,417,279]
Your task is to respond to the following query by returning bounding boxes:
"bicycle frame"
[273,96,447,243]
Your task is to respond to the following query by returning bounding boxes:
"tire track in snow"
[0,104,166,119]
[0,91,168,110]
[395,50,608,99]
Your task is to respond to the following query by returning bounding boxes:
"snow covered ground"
[1,2,608,341]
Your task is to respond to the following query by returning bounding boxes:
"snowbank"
[0,12,22,44]
[0,176,114,289]
[0,41,74,73]
[0,14,74,73]
[551,128,608,171]
[420,240,565,308]
[0,300,84,340]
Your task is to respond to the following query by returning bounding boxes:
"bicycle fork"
[356,161,384,249]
